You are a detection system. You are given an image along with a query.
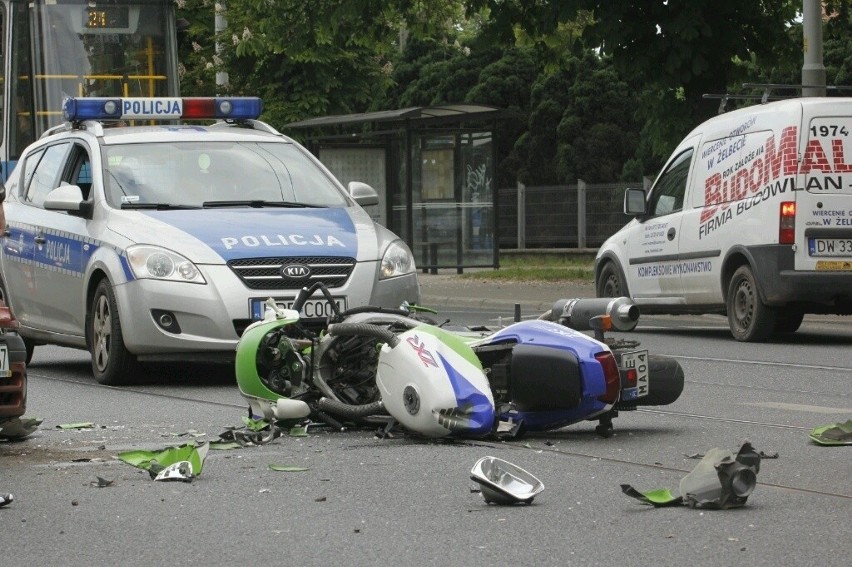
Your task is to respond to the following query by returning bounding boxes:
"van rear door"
[797,101,852,272]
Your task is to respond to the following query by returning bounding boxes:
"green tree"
[467,0,800,160]
[512,54,641,185]
[175,0,473,127]
[175,0,217,95]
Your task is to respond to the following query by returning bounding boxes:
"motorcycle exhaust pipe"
[549,297,639,331]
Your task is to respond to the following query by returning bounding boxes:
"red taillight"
[595,351,620,404]
[779,201,796,244]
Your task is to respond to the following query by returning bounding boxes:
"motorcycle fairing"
[472,320,617,432]
[377,326,496,438]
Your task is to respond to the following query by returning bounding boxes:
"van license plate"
[808,238,852,257]
[250,297,347,320]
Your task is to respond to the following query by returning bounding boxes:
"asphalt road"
[1,276,850,566]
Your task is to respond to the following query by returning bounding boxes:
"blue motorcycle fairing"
[476,320,615,432]
[477,320,610,398]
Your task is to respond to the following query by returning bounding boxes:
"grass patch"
[459,255,596,282]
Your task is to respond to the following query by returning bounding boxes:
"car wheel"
[89,279,141,385]
[773,309,804,334]
[726,265,777,342]
[596,261,628,298]
[23,339,35,365]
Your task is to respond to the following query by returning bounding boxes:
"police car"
[0,97,420,384]
[596,96,852,341]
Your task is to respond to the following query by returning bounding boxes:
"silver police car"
[0,97,419,385]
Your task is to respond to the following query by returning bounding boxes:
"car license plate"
[0,343,10,378]
[808,237,852,257]
[250,297,347,320]
[619,350,649,401]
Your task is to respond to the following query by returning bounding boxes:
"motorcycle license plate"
[620,350,649,401]
[250,297,347,320]
[0,344,9,377]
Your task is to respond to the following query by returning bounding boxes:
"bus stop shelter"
[286,104,500,273]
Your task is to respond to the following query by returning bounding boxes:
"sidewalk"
[418,271,596,313]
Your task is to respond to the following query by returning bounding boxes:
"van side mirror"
[624,187,647,216]
[347,181,379,207]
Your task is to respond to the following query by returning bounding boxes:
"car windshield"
[101,141,349,208]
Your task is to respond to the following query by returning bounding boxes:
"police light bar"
[62,97,263,122]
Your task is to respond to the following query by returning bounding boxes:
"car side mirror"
[624,187,647,216]
[347,181,379,207]
[44,184,85,211]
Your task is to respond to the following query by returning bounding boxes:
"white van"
[596,97,852,341]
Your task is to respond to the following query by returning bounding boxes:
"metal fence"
[498,179,649,249]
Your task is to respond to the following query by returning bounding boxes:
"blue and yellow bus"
[1,0,180,179]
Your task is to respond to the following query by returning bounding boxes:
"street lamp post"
[801,0,826,97]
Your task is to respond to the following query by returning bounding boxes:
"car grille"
[227,256,356,290]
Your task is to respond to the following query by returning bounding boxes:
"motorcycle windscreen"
[509,344,582,411]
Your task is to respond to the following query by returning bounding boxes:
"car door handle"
[667,227,676,241]
[35,235,46,244]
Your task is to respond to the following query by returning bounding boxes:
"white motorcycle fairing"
[376,325,496,438]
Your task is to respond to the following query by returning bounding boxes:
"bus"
[0,0,180,180]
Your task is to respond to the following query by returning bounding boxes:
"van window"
[648,148,692,217]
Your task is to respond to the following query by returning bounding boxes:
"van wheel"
[774,309,804,334]
[727,266,776,342]
[597,262,628,297]
[88,280,141,385]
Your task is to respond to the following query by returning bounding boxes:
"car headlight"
[380,240,415,279]
[126,245,206,284]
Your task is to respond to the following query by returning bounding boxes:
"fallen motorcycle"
[235,283,684,439]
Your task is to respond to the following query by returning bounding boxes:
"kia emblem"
[281,263,311,280]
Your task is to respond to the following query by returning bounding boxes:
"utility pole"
[801,0,826,96]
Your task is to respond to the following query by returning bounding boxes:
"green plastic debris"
[117,442,209,480]
[57,422,95,430]
[242,417,270,432]
[620,485,682,507]
[809,419,852,446]
[289,425,309,437]
[269,464,309,472]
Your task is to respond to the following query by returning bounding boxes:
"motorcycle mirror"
[470,456,544,505]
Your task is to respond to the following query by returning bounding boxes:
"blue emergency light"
[62,97,263,122]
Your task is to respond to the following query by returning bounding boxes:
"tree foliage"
[467,0,801,158]
[175,0,852,187]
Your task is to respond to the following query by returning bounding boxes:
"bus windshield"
[7,0,178,161]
